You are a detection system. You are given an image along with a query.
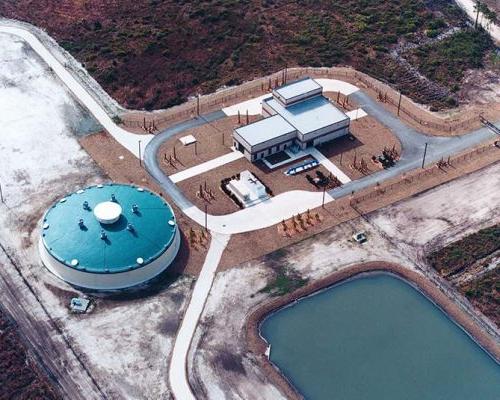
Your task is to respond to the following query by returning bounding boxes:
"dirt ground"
[187,161,500,399]
[157,115,259,175]
[171,108,399,216]
[176,156,332,216]
[218,142,500,270]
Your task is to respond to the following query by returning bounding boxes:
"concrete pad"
[169,151,244,183]
[346,108,368,121]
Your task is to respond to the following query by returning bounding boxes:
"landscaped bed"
[176,156,332,216]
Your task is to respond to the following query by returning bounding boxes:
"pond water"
[261,274,500,400]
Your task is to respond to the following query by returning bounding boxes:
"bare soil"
[177,157,332,216]
[157,115,259,175]
[219,143,500,270]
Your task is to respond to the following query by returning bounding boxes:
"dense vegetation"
[0,310,61,400]
[409,29,493,92]
[428,224,500,277]
[0,0,495,110]
[461,269,500,327]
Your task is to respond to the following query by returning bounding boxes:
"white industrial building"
[233,77,350,162]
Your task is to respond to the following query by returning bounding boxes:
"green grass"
[409,29,494,88]
[260,267,308,297]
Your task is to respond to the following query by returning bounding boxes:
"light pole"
[421,142,428,168]
[138,140,142,166]
[204,204,208,232]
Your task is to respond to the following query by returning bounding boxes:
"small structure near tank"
[226,170,270,208]
[70,297,90,313]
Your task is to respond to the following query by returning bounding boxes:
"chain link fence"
[350,143,498,207]
[122,66,485,134]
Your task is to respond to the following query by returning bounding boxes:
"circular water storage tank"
[39,183,180,290]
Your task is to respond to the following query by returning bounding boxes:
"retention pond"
[261,274,500,400]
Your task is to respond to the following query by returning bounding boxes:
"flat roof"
[234,114,296,147]
[264,95,348,136]
[273,77,322,101]
[42,184,177,274]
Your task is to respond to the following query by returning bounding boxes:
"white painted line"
[346,108,367,121]
[169,233,230,400]
[306,148,351,184]
[169,151,244,183]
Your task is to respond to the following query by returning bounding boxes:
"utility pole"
[0,183,4,203]
[196,94,200,116]
[397,92,402,116]
[322,185,326,208]
[138,140,142,166]
[204,204,208,232]
[421,142,428,168]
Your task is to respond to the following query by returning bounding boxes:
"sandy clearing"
[0,31,192,400]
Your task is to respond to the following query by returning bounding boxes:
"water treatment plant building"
[39,183,180,290]
[233,77,350,162]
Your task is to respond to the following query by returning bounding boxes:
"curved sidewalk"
[2,22,497,235]
[0,24,153,158]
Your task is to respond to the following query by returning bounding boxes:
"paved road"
[144,90,498,233]
[4,20,495,234]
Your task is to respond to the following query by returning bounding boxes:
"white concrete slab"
[346,108,368,121]
[169,151,244,183]
[315,79,360,95]
[305,148,351,184]
[222,94,271,116]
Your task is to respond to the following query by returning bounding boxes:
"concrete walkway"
[222,79,360,116]
[455,0,500,44]
[306,148,351,184]
[169,232,230,400]
[346,108,368,121]
[169,151,244,183]
[4,21,497,235]
[0,25,153,158]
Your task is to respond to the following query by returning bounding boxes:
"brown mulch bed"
[219,143,500,270]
